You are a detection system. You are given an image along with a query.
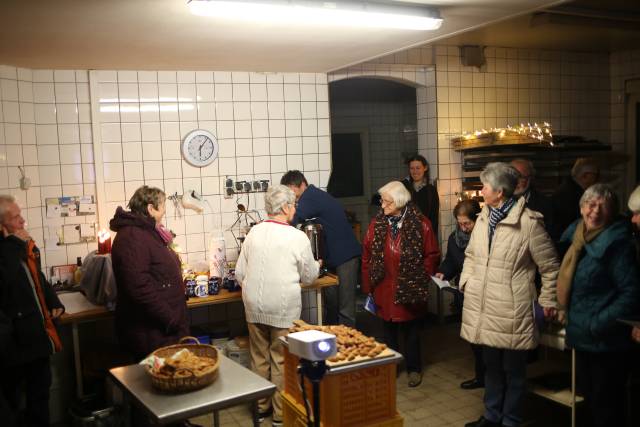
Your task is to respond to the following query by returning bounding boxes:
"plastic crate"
[283,392,403,427]
[283,347,398,426]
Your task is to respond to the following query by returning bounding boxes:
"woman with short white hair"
[461,162,559,427]
[558,183,640,427]
[235,185,320,425]
[362,180,440,387]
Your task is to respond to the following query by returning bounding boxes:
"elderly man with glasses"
[510,159,554,236]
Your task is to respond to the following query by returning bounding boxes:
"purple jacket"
[110,208,188,359]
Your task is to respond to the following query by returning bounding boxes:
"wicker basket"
[147,336,220,393]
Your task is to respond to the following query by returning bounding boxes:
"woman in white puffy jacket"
[460,162,559,427]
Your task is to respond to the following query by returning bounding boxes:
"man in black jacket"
[0,195,64,427]
[511,159,554,234]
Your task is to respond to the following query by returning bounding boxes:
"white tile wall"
[0,65,95,273]
[1,64,331,275]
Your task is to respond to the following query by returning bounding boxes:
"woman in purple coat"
[110,186,188,360]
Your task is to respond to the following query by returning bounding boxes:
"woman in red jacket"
[362,181,440,387]
[110,186,188,361]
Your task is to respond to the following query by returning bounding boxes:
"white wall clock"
[182,129,219,167]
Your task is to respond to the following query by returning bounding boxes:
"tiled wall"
[609,49,640,195]
[94,70,331,265]
[0,65,97,271]
[433,46,612,241]
[1,64,331,276]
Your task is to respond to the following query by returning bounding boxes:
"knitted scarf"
[369,202,430,304]
[556,219,604,308]
[26,240,62,352]
[488,197,516,244]
[453,225,471,250]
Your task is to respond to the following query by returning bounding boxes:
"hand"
[434,272,444,280]
[543,307,557,320]
[318,259,324,268]
[13,229,31,242]
[50,308,64,319]
[632,326,640,343]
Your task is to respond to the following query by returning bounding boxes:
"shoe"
[258,408,272,422]
[407,371,422,387]
[272,419,283,426]
[464,416,501,427]
[460,378,485,390]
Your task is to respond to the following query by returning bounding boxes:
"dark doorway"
[327,133,364,198]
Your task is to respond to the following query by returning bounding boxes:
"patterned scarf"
[387,210,405,239]
[26,240,62,352]
[369,202,430,304]
[488,197,516,245]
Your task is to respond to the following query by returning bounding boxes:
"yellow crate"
[283,347,398,426]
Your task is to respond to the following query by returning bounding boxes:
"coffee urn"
[297,219,327,276]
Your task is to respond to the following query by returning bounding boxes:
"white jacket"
[459,198,558,350]
[235,220,320,328]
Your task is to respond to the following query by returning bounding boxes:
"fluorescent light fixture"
[188,0,443,31]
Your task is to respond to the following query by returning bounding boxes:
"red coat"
[361,215,440,322]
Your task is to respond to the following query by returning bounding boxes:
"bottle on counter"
[74,256,83,285]
[208,231,226,279]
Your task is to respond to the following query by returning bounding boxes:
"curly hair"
[127,186,165,217]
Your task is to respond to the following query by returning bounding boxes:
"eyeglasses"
[381,198,394,206]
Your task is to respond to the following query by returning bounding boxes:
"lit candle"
[98,229,112,254]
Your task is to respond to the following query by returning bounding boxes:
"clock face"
[182,130,219,167]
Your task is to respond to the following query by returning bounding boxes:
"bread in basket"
[146,336,220,393]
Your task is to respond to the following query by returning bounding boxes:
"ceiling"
[0,0,568,72]
[441,0,640,53]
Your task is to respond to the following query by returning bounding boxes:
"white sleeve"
[235,239,249,285]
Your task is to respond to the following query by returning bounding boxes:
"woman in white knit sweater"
[235,185,320,426]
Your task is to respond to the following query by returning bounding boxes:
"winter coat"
[361,214,440,322]
[0,234,64,366]
[561,220,640,353]
[438,231,466,281]
[401,178,440,237]
[110,208,188,359]
[459,198,559,350]
[551,178,583,241]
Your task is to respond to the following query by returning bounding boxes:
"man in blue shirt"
[281,171,361,327]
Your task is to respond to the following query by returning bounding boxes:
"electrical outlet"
[225,178,234,188]
[253,180,261,191]
[224,187,234,199]
[260,180,269,191]
[235,181,244,191]
[243,182,252,192]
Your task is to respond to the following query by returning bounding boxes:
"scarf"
[412,178,428,192]
[369,202,430,304]
[26,240,62,352]
[453,225,471,250]
[156,223,174,245]
[387,209,405,239]
[488,197,516,244]
[557,220,605,308]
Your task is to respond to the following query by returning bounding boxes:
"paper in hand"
[430,275,452,290]
[364,294,376,315]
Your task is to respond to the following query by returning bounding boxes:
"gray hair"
[479,162,519,198]
[580,183,619,217]
[378,181,411,209]
[629,185,640,213]
[571,158,599,179]
[264,185,296,215]
[511,158,536,178]
[0,194,16,223]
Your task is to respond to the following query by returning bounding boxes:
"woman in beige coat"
[461,162,558,427]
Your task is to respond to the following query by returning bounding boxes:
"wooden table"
[59,274,338,397]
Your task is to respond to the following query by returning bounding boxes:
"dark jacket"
[110,208,189,359]
[522,187,554,235]
[293,185,361,269]
[561,220,640,353]
[361,214,440,322]
[401,178,439,237]
[0,234,64,366]
[551,178,583,241]
[438,231,466,281]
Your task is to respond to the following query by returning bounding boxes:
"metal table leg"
[213,410,220,427]
[252,401,259,427]
[72,321,84,397]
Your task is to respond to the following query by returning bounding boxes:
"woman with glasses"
[434,199,483,390]
[362,181,440,388]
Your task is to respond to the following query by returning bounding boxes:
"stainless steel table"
[109,354,276,426]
